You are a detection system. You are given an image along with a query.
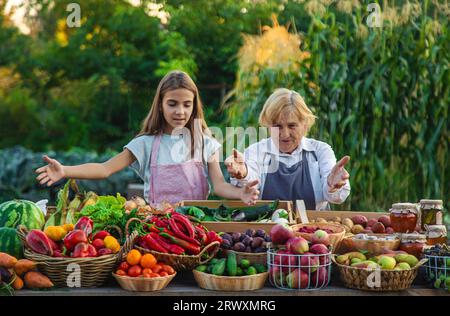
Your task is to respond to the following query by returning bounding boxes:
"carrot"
[0,252,18,268]
[14,259,36,276]
[12,275,24,290]
[24,271,53,289]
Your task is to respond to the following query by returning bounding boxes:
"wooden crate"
[304,210,389,223]
[180,200,296,233]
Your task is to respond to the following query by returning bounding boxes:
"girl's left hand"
[240,179,260,205]
[327,156,350,193]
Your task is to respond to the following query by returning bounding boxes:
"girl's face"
[161,88,195,134]
[270,109,307,154]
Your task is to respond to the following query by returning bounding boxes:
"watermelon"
[0,199,45,230]
[0,227,23,258]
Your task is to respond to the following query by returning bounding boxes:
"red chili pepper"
[74,216,94,237]
[64,230,88,251]
[195,225,208,245]
[172,213,196,239]
[150,233,185,255]
[141,234,168,253]
[168,218,201,246]
[159,232,200,255]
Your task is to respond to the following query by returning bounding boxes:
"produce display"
[25,216,121,258]
[195,251,267,276]
[134,210,222,255]
[220,229,271,253]
[268,224,332,289]
[176,200,282,222]
[310,214,397,234]
[115,250,175,278]
[0,252,53,295]
[336,250,419,270]
[424,244,450,293]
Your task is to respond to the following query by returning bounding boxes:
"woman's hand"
[327,156,350,193]
[240,179,260,205]
[35,155,65,186]
[224,149,248,179]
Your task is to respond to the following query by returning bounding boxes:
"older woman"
[225,88,350,210]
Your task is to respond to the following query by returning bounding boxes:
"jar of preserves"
[390,203,418,233]
[399,233,427,258]
[425,225,447,246]
[419,199,443,231]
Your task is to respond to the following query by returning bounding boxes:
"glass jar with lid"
[390,203,418,233]
[425,225,447,246]
[399,233,427,258]
[419,199,443,231]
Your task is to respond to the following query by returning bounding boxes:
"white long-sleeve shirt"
[231,137,351,210]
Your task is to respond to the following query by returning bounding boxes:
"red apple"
[372,222,386,234]
[286,268,309,289]
[311,230,330,246]
[274,250,298,271]
[299,252,319,273]
[385,227,395,234]
[311,267,329,287]
[270,224,294,245]
[269,266,286,287]
[367,219,378,227]
[310,244,330,265]
[378,215,391,227]
[286,237,309,254]
[91,239,105,250]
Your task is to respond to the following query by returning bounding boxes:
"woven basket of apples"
[290,223,345,253]
[267,224,332,290]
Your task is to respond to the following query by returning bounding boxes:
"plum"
[251,237,264,249]
[264,235,272,242]
[221,239,232,249]
[245,246,253,253]
[255,229,266,238]
[221,233,233,243]
[232,232,241,242]
[242,236,253,246]
[245,229,256,237]
[233,242,246,252]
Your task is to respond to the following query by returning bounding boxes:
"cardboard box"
[180,200,296,233]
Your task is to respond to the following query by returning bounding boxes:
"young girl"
[36,71,259,205]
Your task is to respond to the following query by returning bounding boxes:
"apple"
[286,268,309,289]
[299,252,320,273]
[286,237,309,254]
[270,224,295,245]
[310,243,330,265]
[311,230,330,246]
[274,249,298,271]
[311,267,329,287]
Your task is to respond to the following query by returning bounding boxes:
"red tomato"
[115,269,127,276]
[161,265,175,275]
[127,265,142,277]
[152,264,162,274]
[149,273,160,278]
[119,261,130,272]
[159,271,169,277]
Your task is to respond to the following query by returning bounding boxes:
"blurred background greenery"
[0,0,448,216]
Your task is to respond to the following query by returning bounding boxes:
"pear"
[394,254,419,268]
[395,262,411,270]
[378,256,396,270]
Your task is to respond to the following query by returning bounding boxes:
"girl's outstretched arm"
[208,151,259,205]
[35,149,136,186]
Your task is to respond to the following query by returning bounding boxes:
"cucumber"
[210,258,219,265]
[227,252,237,276]
[246,266,257,275]
[240,259,250,269]
[236,267,244,276]
[212,258,226,276]
[195,265,207,273]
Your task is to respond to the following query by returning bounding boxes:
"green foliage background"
[0,0,448,215]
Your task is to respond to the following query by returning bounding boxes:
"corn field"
[224,1,449,213]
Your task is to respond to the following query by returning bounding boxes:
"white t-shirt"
[124,133,221,200]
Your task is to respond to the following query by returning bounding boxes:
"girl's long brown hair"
[137,70,210,160]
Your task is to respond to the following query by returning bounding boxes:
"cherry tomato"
[119,261,130,272]
[159,271,169,277]
[127,265,142,277]
[115,269,127,276]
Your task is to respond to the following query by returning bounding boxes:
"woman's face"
[270,109,307,154]
[162,88,195,134]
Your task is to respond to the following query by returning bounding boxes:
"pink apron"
[148,134,209,205]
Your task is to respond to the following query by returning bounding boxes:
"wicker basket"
[193,270,268,291]
[126,217,221,271]
[291,223,346,252]
[332,256,427,291]
[223,250,268,266]
[17,226,136,288]
[339,234,401,256]
[113,272,176,291]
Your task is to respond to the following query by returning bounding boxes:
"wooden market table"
[14,271,449,296]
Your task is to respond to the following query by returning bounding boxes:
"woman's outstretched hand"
[327,156,350,193]
[240,179,260,205]
[35,155,65,186]
[225,148,247,179]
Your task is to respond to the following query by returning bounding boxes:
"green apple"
[395,262,411,270]
[378,256,396,270]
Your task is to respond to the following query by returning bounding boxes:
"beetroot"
[270,224,294,245]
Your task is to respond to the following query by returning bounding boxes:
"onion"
[124,200,137,211]
[131,196,146,207]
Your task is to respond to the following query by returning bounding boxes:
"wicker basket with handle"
[332,256,427,291]
[17,226,136,288]
[126,217,220,271]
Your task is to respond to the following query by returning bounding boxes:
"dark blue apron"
[261,150,317,210]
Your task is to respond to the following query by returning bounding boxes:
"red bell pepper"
[92,231,110,240]
[206,231,222,245]
[64,230,88,251]
[159,232,200,255]
[74,216,94,237]
[150,232,185,255]
[141,234,168,253]
[71,242,89,258]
